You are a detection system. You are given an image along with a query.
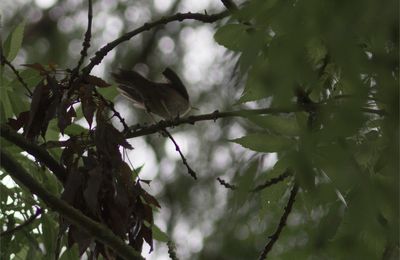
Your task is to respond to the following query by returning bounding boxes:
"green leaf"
[64,123,87,136]
[231,133,295,153]
[152,224,169,242]
[214,24,249,51]
[4,21,26,61]
[249,115,300,136]
[41,214,57,257]
[0,90,14,120]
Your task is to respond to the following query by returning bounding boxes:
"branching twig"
[68,0,93,87]
[0,124,67,183]
[162,129,197,179]
[0,207,42,237]
[0,149,144,260]
[1,54,33,97]
[251,170,292,193]
[81,10,229,77]
[258,183,299,260]
[216,177,237,190]
[93,89,129,132]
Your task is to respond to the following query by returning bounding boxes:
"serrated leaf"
[214,24,248,51]
[249,115,300,136]
[5,21,26,61]
[152,224,169,242]
[231,133,295,152]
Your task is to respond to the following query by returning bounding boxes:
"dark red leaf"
[83,167,103,216]
[22,63,47,74]
[140,225,153,252]
[141,191,161,208]
[80,85,96,128]
[85,75,111,88]
[7,111,30,131]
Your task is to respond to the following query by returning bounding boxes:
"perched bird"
[112,68,190,119]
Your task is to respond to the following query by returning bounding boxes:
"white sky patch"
[126,137,158,180]
[35,0,57,9]
[154,0,174,13]
[158,36,175,54]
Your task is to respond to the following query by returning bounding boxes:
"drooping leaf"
[80,85,96,128]
[63,123,87,136]
[4,20,26,61]
[152,224,169,242]
[84,75,111,88]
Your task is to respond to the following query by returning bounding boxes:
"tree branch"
[127,107,300,139]
[1,54,33,97]
[0,207,42,237]
[163,129,197,179]
[0,124,67,183]
[81,10,229,77]
[0,149,144,260]
[258,183,299,260]
[68,0,93,87]
[251,170,291,193]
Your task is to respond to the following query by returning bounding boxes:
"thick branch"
[258,183,299,260]
[0,124,67,183]
[0,149,143,260]
[81,10,229,77]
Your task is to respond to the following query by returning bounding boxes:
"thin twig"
[81,10,229,77]
[68,0,93,87]
[93,89,129,132]
[162,129,197,179]
[1,54,33,97]
[216,177,237,190]
[258,183,299,260]
[0,207,42,237]
[251,170,291,193]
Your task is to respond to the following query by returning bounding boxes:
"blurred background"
[1,0,280,259]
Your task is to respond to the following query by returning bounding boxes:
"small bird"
[112,68,190,119]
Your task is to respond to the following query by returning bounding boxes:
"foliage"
[0,0,398,259]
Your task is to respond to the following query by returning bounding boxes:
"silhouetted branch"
[93,89,129,132]
[251,170,292,193]
[0,207,42,237]
[1,54,33,97]
[81,10,229,77]
[0,149,144,260]
[216,177,237,190]
[68,0,93,86]
[162,129,197,179]
[0,124,67,183]
[258,183,299,260]
[127,107,300,139]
